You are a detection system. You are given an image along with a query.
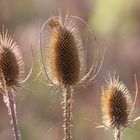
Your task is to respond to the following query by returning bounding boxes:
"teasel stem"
[3,87,20,140]
[63,86,73,140]
[114,127,121,140]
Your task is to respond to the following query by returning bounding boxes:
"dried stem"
[3,88,20,140]
[114,127,121,140]
[63,86,73,140]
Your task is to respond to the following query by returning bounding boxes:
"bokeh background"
[0,0,140,140]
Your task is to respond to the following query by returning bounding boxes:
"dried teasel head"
[101,75,135,130]
[49,19,81,86]
[40,10,106,88]
[45,13,82,87]
[0,27,25,88]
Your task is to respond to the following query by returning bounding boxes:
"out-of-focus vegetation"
[0,0,140,140]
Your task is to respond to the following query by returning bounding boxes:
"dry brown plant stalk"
[39,10,105,140]
[0,27,25,140]
[101,74,139,140]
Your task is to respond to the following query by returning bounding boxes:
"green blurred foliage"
[90,0,140,37]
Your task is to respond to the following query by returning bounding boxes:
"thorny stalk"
[114,127,121,140]
[62,86,73,140]
[3,87,20,140]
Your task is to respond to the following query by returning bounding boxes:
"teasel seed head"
[40,10,106,89]
[44,13,84,88]
[0,27,25,88]
[50,23,80,86]
[101,75,132,130]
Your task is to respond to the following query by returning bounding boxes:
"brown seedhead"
[0,28,24,88]
[101,75,132,129]
[101,74,140,140]
[50,22,80,86]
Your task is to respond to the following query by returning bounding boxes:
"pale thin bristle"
[101,75,132,129]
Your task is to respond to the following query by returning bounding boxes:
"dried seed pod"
[50,22,80,86]
[40,13,105,88]
[40,10,106,88]
[101,75,132,129]
[0,28,24,88]
[44,15,83,87]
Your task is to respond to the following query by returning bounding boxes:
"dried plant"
[0,27,31,140]
[39,10,105,140]
[101,74,140,140]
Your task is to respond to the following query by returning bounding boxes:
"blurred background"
[0,0,140,139]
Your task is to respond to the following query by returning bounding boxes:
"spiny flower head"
[101,75,132,129]
[40,10,105,89]
[44,12,84,87]
[0,27,25,88]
